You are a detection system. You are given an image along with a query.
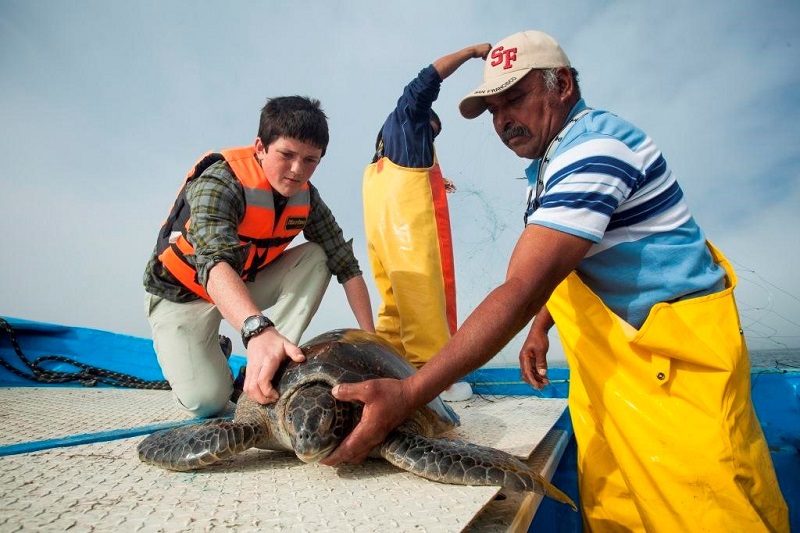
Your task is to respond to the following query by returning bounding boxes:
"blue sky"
[2,0,798,364]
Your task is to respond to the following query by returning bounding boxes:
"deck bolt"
[657,372,665,380]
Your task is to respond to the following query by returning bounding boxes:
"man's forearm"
[432,44,491,81]
[532,305,555,333]
[406,277,542,406]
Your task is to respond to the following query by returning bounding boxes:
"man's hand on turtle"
[244,329,305,404]
[321,378,410,466]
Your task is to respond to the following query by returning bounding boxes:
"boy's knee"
[294,242,331,281]
[173,382,232,418]
[302,242,327,264]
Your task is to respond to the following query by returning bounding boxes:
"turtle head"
[284,382,353,463]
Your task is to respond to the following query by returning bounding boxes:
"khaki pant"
[144,242,331,418]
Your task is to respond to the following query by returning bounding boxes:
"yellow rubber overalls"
[547,242,789,532]
[363,156,456,368]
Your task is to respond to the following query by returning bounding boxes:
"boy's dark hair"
[258,96,329,157]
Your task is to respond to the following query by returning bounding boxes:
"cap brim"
[458,69,531,119]
[458,94,489,120]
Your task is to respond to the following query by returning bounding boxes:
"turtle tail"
[380,432,577,511]
[138,420,264,472]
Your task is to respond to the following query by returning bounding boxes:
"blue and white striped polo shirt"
[526,99,725,328]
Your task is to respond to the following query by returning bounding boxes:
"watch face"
[241,315,273,348]
[244,315,263,333]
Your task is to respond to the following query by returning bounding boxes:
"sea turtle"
[137,328,576,510]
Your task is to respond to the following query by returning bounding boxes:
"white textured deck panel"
[0,389,568,532]
[0,388,189,445]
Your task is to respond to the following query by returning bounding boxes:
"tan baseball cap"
[459,30,571,119]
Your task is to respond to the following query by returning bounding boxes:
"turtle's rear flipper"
[138,420,264,472]
[380,432,577,511]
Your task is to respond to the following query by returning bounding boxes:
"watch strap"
[241,314,274,348]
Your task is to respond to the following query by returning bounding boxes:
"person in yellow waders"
[324,30,789,532]
[362,43,490,401]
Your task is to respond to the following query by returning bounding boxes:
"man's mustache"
[501,125,531,143]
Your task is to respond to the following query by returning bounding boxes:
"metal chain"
[0,317,170,389]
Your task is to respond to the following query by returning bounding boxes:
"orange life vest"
[156,146,311,301]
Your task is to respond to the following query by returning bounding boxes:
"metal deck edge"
[464,428,571,532]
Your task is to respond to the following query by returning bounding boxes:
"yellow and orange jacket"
[156,146,310,301]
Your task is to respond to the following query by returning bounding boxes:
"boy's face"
[254,136,323,197]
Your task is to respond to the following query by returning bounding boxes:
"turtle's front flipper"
[138,420,266,472]
[380,432,577,511]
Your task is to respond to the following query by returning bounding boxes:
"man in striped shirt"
[324,30,788,531]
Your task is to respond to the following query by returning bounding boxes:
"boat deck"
[0,387,569,532]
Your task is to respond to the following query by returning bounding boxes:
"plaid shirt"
[144,159,362,303]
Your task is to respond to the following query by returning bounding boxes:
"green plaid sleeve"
[185,161,250,289]
[303,184,363,283]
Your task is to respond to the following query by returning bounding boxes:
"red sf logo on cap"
[490,46,518,70]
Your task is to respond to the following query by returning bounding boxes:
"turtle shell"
[137,328,576,511]
[278,329,460,434]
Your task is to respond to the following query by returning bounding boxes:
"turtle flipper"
[380,432,577,511]
[138,420,266,472]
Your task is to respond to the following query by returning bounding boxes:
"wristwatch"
[240,314,274,348]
